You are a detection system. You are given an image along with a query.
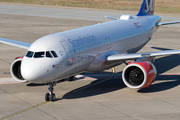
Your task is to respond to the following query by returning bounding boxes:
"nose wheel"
[45,82,56,101]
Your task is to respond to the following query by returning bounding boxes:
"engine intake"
[10,58,27,82]
[122,61,156,89]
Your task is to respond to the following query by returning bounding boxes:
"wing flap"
[107,50,180,61]
[0,38,31,49]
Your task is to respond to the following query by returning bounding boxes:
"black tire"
[50,93,56,101]
[45,93,50,101]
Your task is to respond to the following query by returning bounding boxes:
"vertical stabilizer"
[137,0,155,16]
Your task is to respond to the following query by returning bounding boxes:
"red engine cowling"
[10,58,27,82]
[122,61,156,89]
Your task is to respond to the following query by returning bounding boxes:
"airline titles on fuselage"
[68,35,97,47]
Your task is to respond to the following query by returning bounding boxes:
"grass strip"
[0,0,180,14]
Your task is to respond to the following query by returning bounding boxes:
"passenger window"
[51,51,58,57]
[34,52,45,58]
[46,51,53,58]
[26,51,34,58]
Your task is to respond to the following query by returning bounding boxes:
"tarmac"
[0,3,180,120]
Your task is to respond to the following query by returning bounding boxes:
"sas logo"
[144,0,154,14]
[133,22,143,28]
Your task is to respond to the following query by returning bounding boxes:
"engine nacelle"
[122,61,156,89]
[10,58,27,82]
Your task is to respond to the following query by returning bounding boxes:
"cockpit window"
[46,51,53,58]
[34,52,45,58]
[51,51,58,58]
[26,51,34,58]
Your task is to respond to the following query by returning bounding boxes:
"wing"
[156,21,180,26]
[0,38,31,49]
[107,50,180,61]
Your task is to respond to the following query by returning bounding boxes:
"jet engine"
[10,57,27,82]
[122,61,156,89]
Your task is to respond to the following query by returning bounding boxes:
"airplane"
[0,0,180,101]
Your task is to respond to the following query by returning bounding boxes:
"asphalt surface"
[0,3,180,120]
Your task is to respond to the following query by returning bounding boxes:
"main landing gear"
[67,76,74,81]
[45,82,56,101]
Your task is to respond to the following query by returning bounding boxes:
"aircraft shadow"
[61,77,126,100]
[26,80,63,86]
[138,74,180,93]
[27,83,47,86]
[60,74,180,100]
[151,47,173,51]
[154,54,180,74]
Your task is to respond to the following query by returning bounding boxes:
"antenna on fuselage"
[51,30,53,35]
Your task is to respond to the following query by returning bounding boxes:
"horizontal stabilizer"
[105,16,119,20]
[156,21,180,26]
[0,38,31,49]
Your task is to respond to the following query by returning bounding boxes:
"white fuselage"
[21,15,161,83]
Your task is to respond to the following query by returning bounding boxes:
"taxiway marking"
[0,101,49,120]
[0,67,115,120]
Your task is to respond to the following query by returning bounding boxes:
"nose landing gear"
[45,82,56,101]
[45,76,74,101]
